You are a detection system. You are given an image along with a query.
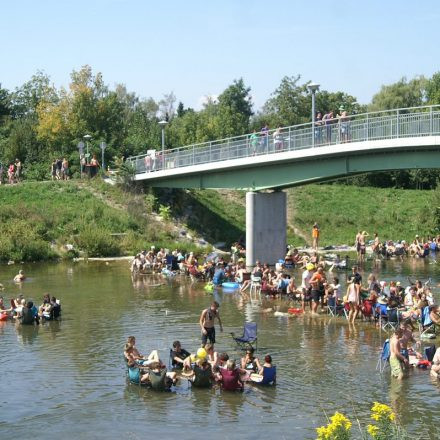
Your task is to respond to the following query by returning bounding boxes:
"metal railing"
[126,105,440,175]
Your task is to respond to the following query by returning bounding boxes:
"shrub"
[74,226,121,257]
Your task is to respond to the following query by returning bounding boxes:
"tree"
[159,92,176,120]
[426,72,440,105]
[369,76,428,111]
[262,75,309,127]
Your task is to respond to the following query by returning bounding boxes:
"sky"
[1,0,439,111]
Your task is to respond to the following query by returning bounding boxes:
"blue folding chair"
[376,339,390,373]
[419,306,437,339]
[231,322,257,350]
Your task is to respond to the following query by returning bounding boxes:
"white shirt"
[301,270,312,289]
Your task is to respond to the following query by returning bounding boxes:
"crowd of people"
[123,316,276,392]
[0,293,61,324]
[51,158,70,180]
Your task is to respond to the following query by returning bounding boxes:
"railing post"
[209,142,212,161]
[192,145,195,165]
[430,106,433,134]
[396,109,400,138]
[366,114,369,141]
[288,127,291,151]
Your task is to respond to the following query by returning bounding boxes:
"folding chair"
[376,339,390,373]
[424,345,436,362]
[419,306,437,339]
[249,276,262,302]
[382,307,399,331]
[327,296,347,319]
[231,322,257,350]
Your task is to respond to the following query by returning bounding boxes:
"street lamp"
[307,82,320,147]
[159,119,168,160]
[83,134,92,164]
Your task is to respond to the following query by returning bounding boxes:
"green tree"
[369,76,428,111]
[426,72,440,105]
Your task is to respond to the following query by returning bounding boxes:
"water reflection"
[1,259,440,438]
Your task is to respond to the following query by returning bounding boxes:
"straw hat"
[362,231,369,236]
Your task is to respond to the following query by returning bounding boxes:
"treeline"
[1,66,440,187]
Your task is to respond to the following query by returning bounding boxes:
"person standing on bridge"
[322,110,334,144]
[312,223,320,250]
[249,130,259,155]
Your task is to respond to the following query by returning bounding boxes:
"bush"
[74,226,121,257]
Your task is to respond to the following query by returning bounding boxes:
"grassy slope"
[0,180,438,261]
[288,185,439,246]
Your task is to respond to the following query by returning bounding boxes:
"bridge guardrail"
[127,105,440,175]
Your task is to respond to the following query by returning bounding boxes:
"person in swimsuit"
[199,301,223,345]
[389,328,408,380]
[240,347,262,377]
[346,279,360,323]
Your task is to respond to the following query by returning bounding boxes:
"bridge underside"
[141,147,440,190]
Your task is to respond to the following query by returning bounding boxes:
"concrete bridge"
[127,105,440,264]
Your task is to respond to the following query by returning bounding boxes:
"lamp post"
[83,134,92,164]
[158,120,168,170]
[307,82,320,148]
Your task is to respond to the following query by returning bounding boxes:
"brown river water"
[1,258,440,439]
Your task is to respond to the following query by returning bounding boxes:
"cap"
[306,263,315,271]
[278,259,284,264]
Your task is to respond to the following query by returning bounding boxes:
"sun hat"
[362,231,369,236]
[306,263,315,271]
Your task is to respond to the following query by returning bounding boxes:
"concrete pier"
[245,191,286,266]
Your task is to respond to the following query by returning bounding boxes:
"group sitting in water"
[0,293,61,324]
[123,336,276,392]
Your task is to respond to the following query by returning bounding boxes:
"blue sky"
[2,0,439,110]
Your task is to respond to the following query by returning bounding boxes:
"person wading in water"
[199,301,223,345]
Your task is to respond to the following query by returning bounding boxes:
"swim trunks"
[390,355,404,378]
[202,326,215,344]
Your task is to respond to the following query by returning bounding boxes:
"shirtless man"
[399,320,420,367]
[199,301,223,345]
[389,328,409,380]
[13,270,26,282]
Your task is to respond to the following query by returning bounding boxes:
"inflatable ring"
[222,282,240,289]
[288,308,303,315]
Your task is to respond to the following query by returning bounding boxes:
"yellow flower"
[371,402,395,422]
[367,424,379,438]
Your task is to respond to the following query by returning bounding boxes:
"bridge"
[127,105,440,265]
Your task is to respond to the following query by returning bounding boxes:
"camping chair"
[327,296,347,319]
[376,339,390,373]
[419,306,437,339]
[231,322,258,350]
[249,276,262,302]
[424,345,436,363]
[382,307,399,331]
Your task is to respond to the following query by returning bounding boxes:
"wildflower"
[367,424,379,438]
[371,402,395,423]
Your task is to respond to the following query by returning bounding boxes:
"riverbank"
[0,180,438,262]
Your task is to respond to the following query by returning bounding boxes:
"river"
[1,258,439,439]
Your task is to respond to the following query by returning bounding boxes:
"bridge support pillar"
[246,191,286,266]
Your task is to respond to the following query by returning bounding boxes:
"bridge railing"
[127,105,440,175]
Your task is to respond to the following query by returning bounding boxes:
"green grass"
[288,184,440,246]
[1,180,438,261]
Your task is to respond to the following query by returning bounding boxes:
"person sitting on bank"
[170,340,190,368]
[13,270,26,282]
